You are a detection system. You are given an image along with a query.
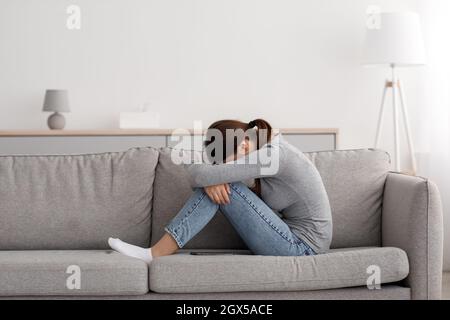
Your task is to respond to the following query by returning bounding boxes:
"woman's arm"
[186,144,285,187]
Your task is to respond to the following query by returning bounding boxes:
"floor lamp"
[362,12,426,174]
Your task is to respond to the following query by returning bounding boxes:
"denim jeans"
[165,182,315,256]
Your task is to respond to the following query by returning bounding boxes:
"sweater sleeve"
[185,143,285,187]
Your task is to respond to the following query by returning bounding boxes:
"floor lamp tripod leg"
[392,69,401,172]
[398,79,417,174]
[375,81,388,148]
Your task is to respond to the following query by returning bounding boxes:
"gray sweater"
[185,134,333,254]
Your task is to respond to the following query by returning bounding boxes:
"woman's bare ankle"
[152,232,181,257]
[150,246,162,258]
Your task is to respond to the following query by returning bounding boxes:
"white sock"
[108,237,153,264]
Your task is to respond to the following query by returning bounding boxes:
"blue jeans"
[165,182,315,256]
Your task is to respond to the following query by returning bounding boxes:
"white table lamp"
[43,89,70,130]
[362,12,426,173]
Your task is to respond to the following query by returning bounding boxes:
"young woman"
[108,119,332,263]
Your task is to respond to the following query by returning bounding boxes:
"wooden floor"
[443,272,450,299]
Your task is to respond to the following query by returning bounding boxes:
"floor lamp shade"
[362,12,426,66]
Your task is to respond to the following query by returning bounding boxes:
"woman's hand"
[204,184,231,205]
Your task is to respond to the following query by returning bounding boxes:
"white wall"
[0,0,424,140]
[1,0,449,268]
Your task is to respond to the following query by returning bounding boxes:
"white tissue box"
[119,112,160,129]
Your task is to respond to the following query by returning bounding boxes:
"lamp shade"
[362,12,426,67]
[42,90,70,112]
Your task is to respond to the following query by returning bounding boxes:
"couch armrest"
[382,172,443,299]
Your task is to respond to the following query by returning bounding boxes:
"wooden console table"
[0,128,339,155]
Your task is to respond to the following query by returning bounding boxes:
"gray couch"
[0,147,443,299]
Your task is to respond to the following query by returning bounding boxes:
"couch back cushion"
[0,147,158,250]
[306,149,390,248]
[151,148,390,249]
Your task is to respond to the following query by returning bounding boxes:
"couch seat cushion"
[0,250,148,296]
[149,247,408,293]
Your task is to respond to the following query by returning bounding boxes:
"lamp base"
[47,112,66,130]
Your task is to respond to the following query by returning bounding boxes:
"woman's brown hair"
[204,119,272,196]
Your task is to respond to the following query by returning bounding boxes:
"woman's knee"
[228,182,249,192]
[189,187,211,204]
[221,182,255,209]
